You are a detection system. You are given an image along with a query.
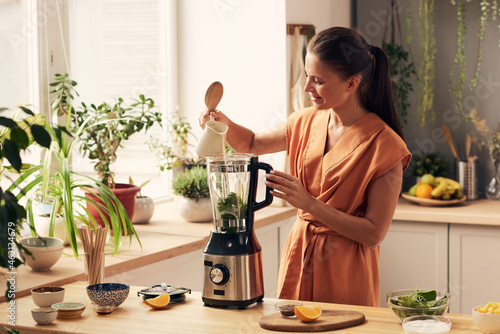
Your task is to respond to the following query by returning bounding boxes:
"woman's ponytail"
[363,45,404,140]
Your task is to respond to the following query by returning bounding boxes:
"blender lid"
[137,283,191,303]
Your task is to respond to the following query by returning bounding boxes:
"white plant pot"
[31,215,70,246]
[177,197,212,223]
[132,196,155,224]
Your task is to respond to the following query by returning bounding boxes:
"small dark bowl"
[86,283,130,307]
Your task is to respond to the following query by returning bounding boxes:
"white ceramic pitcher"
[195,120,228,157]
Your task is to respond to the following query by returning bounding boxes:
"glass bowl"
[387,289,450,323]
[402,315,451,334]
[275,301,303,318]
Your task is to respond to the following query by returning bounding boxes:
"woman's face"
[304,53,351,110]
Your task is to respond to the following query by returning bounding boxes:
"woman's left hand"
[265,170,315,210]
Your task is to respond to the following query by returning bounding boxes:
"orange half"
[144,293,171,310]
[294,305,322,322]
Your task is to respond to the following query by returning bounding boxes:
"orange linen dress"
[277,108,411,307]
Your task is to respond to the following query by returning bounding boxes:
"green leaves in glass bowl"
[387,289,450,323]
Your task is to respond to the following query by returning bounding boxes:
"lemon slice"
[294,305,322,322]
[144,293,171,310]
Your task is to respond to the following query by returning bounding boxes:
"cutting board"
[259,310,365,332]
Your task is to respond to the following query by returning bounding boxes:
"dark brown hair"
[307,27,404,140]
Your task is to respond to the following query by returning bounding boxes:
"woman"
[198,27,411,307]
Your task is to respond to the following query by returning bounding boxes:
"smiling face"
[304,53,355,111]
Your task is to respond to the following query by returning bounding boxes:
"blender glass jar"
[206,154,253,233]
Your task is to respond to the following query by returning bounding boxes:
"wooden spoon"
[204,81,224,111]
[442,125,460,161]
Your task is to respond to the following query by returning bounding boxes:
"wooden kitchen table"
[0,281,481,333]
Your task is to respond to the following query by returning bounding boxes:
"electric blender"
[202,153,273,308]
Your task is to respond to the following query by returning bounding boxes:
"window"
[60,0,176,198]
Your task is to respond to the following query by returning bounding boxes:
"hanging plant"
[416,0,437,126]
[382,41,416,126]
[380,0,416,127]
[449,0,500,119]
[449,0,467,116]
[469,1,490,89]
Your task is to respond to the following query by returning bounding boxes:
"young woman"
[198,27,411,307]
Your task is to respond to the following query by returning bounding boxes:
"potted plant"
[12,122,138,257]
[129,177,154,224]
[405,151,448,190]
[147,107,204,174]
[53,73,162,227]
[171,165,211,222]
[0,105,51,295]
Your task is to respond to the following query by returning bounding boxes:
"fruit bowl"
[401,193,466,207]
[472,304,500,333]
[387,289,450,323]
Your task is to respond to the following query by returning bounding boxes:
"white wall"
[178,0,287,137]
[286,0,351,33]
[177,0,351,179]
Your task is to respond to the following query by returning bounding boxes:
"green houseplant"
[9,74,142,257]
[0,106,51,298]
[380,0,416,127]
[53,73,161,230]
[172,165,211,222]
[72,92,162,189]
[12,121,138,257]
[147,107,204,172]
[407,151,448,178]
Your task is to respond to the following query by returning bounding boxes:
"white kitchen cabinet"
[449,224,500,314]
[380,220,449,308]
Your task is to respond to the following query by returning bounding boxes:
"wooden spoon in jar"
[442,125,460,161]
[204,81,224,112]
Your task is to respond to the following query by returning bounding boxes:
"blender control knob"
[209,264,230,285]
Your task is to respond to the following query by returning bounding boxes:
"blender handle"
[252,161,274,212]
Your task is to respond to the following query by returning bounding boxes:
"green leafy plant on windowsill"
[171,166,209,201]
[50,72,163,189]
[0,106,51,299]
[147,108,204,172]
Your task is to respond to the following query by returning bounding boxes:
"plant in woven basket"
[171,166,209,201]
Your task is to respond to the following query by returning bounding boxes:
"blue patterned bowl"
[86,283,130,307]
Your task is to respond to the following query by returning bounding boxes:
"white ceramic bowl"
[473,305,500,333]
[31,307,58,325]
[31,286,65,307]
[19,237,63,271]
[402,315,451,334]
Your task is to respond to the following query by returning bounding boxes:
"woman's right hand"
[198,109,229,129]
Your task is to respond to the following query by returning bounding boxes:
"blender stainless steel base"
[202,252,264,308]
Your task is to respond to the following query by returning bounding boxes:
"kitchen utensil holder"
[455,160,479,200]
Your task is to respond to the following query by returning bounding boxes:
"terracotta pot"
[84,183,140,230]
[132,196,155,224]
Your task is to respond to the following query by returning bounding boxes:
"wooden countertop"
[0,281,481,334]
[0,201,297,303]
[395,198,500,225]
[2,198,498,304]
